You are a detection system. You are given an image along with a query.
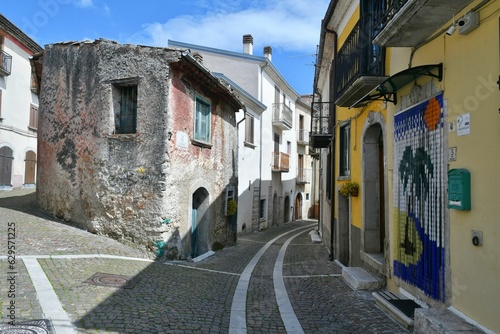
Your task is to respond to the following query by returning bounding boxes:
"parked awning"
[351,63,443,108]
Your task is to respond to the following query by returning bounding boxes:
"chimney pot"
[193,52,203,63]
[243,34,253,55]
[264,46,272,61]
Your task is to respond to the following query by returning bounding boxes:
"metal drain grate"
[0,319,54,333]
[376,291,421,319]
[387,299,421,319]
[84,272,138,289]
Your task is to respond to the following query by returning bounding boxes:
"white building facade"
[169,35,314,233]
[0,15,43,189]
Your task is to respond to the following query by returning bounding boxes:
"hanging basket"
[340,181,359,197]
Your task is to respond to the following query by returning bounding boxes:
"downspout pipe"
[328,27,337,261]
[258,62,268,231]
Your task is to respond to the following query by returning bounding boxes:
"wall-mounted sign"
[457,113,470,136]
[448,147,457,161]
[176,131,189,150]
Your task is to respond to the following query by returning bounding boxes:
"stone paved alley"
[0,189,407,333]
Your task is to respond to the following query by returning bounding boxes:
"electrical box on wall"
[448,169,471,210]
[458,11,480,35]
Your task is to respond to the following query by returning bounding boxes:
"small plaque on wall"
[176,131,189,150]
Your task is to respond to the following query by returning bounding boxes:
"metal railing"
[0,50,12,76]
[298,128,309,144]
[373,0,409,37]
[311,102,331,135]
[297,168,311,183]
[272,103,293,129]
[272,152,290,172]
[335,17,385,99]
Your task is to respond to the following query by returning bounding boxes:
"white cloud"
[130,0,328,54]
[76,0,93,8]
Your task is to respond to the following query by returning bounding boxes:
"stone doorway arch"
[191,187,210,258]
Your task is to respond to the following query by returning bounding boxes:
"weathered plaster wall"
[37,40,175,251]
[37,40,239,259]
[167,65,238,258]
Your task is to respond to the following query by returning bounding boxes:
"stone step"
[309,229,321,243]
[372,291,418,330]
[414,308,487,334]
[342,267,384,291]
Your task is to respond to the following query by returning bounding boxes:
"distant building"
[169,36,314,234]
[0,14,43,189]
[35,39,244,259]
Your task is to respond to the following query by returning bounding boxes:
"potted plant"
[340,181,359,197]
[227,199,237,216]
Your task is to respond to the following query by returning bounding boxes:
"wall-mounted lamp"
[446,16,456,36]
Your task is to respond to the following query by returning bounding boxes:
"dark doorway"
[191,188,210,258]
[0,146,13,186]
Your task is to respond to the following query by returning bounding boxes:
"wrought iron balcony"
[373,0,475,46]
[272,103,293,130]
[272,152,290,172]
[297,128,309,145]
[296,168,311,184]
[309,101,332,149]
[0,50,12,76]
[335,19,386,107]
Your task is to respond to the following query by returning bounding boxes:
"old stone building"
[34,39,244,259]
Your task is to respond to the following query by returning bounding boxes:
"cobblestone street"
[0,189,408,333]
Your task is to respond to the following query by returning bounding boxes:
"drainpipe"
[257,62,268,231]
[328,28,337,261]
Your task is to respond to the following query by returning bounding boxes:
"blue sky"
[1,0,330,95]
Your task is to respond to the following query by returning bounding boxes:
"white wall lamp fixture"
[446,15,456,36]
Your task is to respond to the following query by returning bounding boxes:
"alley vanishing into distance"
[0,189,406,333]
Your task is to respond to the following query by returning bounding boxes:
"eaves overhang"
[351,63,443,108]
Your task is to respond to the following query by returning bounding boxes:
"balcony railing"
[309,102,332,149]
[272,152,290,172]
[272,103,293,130]
[335,19,386,107]
[372,0,475,46]
[296,168,311,184]
[297,129,309,145]
[0,50,12,76]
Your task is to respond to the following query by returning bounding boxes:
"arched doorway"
[191,187,210,258]
[24,151,36,185]
[295,193,302,220]
[272,193,278,226]
[362,123,385,257]
[284,195,290,223]
[0,146,13,187]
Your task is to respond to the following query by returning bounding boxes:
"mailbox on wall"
[448,169,471,210]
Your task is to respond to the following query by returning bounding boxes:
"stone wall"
[37,40,239,259]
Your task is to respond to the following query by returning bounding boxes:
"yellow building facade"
[313,0,499,332]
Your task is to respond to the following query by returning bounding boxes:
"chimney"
[264,46,272,61]
[243,34,253,55]
[193,52,203,63]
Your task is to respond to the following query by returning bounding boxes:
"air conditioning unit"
[458,11,480,35]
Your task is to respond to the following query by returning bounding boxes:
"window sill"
[337,175,351,181]
[244,141,256,149]
[105,133,141,141]
[191,139,212,149]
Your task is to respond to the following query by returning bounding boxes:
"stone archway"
[191,187,210,258]
[362,115,387,273]
[295,193,302,220]
[284,195,290,223]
